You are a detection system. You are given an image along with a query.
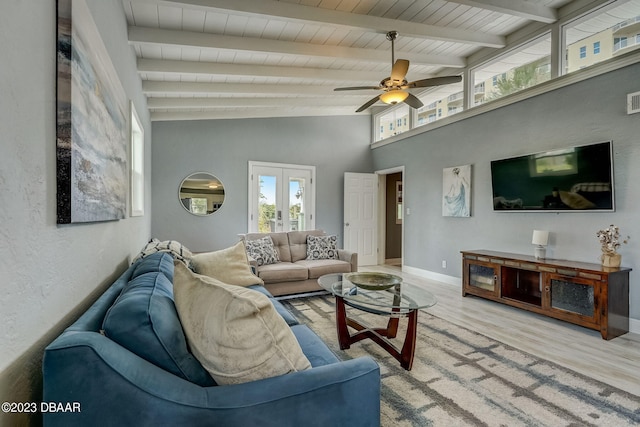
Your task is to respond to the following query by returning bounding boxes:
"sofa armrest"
[44,332,379,427]
[246,255,258,272]
[338,249,358,272]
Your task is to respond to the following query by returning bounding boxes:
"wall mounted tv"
[491,141,614,212]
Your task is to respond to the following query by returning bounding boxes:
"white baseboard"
[401,265,640,335]
[402,265,460,287]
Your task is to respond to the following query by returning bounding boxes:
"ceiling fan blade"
[334,86,382,91]
[404,93,424,109]
[406,75,462,88]
[356,95,381,113]
[390,59,410,82]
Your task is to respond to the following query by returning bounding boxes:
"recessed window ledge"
[371,49,640,150]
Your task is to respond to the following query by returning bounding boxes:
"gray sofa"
[242,230,357,297]
[42,252,380,427]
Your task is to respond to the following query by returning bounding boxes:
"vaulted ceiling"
[123,0,575,121]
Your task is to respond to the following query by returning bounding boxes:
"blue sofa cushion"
[130,252,175,282]
[247,285,299,326]
[102,271,215,386]
[291,324,340,367]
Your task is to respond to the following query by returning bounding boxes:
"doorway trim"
[375,165,405,267]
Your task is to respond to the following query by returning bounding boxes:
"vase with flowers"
[596,224,629,267]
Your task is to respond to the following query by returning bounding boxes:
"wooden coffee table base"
[334,296,418,370]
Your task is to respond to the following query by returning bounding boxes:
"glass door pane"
[285,168,311,231]
[288,177,304,231]
[550,279,594,317]
[468,264,496,292]
[258,173,278,232]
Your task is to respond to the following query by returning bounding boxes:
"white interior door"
[248,162,315,233]
[344,172,378,266]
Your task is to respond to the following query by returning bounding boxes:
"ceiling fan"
[335,31,462,113]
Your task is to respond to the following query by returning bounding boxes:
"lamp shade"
[532,230,549,246]
[380,90,409,105]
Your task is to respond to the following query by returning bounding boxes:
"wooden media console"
[461,250,631,340]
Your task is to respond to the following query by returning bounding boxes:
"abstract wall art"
[56,0,128,224]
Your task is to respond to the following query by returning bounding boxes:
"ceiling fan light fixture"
[380,90,409,105]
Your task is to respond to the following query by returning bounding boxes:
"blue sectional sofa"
[43,252,380,426]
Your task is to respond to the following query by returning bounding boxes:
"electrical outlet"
[442,260,447,269]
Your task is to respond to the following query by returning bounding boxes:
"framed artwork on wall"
[442,164,471,217]
[56,0,128,224]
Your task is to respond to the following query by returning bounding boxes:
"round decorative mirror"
[179,172,225,216]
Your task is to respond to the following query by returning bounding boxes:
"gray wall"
[0,1,151,425]
[372,62,640,320]
[151,115,373,252]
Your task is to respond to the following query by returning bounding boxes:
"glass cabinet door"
[546,275,598,324]
[468,263,497,293]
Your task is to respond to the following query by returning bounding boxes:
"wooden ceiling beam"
[142,81,347,95]
[129,27,467,68]
[446,0,558,24]
[150,107,361,121]
[137,58,421,82]
[147,96,370,109]
[127,0,505,47]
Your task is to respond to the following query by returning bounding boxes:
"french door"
[248,162,315,233]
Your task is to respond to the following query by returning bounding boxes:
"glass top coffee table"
[318,272,437,370]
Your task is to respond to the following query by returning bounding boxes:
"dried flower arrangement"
[596,224,629,255]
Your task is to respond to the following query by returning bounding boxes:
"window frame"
[374,103,411,141]
[129,100,144,217]
[372,0,640,146]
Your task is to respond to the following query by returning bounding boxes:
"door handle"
[277,210,282,220]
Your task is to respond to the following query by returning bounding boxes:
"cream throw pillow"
[191,241,263,286]
[173,262,311,385]
[559,190,597,209]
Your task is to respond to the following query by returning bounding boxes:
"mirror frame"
[179,172,225,216]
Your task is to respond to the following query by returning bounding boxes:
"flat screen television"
[491,141,614,211]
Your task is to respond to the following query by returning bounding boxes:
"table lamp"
[532,230,549,259]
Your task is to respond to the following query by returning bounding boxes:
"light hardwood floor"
[361,264,640,397]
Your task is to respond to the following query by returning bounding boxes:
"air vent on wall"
[628,91,640,114]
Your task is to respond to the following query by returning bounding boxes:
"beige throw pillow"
[173,262,311,385]
[559,190,597,209]
[191,241,263,286]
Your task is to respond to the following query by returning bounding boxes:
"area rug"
[281,295,640,427]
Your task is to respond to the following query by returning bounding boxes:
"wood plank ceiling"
[123,0,574,121]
